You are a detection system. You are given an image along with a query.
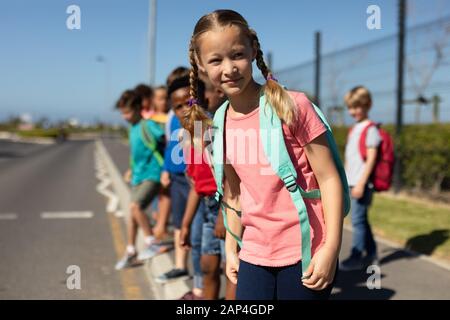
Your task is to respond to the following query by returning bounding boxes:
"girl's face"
[196,25,256,98]
[153,88,168,113]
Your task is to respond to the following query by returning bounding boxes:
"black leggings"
[236,259,338,300]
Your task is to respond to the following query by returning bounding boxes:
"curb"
[95,139,191,299]
[0,132,55,145]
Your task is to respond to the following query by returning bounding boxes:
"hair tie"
[188,98,198,107]
[267,74,278,82]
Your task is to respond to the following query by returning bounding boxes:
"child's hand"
[179,225,191,250]
[123,169,131,183]
[351,184,365,199]
[302,246,338,291]
[160,171,170,188]
[225,250,240,285]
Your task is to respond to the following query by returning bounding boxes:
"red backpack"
[349,122,395,191]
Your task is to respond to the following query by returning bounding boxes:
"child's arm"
[179,187,202,249]
[214,206,226,239]
[123,168,131,184]
[223,163,242,285]
[352,147,378,199]
[302,132,344,291]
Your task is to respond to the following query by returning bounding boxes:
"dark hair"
[166,66,190,87]
[115,90,134,110]
[155,85,167,91]
[116,90,142,113]
[134,84,153,99]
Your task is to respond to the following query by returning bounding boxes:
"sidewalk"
[97,138,193,299]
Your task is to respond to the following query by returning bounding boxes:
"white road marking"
[94,150,121,216]
[0,213,18,220]
[41,211,93,219]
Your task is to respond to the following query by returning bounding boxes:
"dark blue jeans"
[236,259,337,300]
[350,184,377,258]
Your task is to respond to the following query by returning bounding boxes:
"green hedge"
[15,128,61,138]
[331,123,450,192]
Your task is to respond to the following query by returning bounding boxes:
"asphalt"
[0,139,152,299]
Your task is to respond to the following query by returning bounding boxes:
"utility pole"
[149,0,157,86]
[394,0,406,193]
[314,31,321,107]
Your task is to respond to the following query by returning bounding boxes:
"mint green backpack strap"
[212,100,243,247]
[259,94,320,275]
[128,127,134,170]
[140,120,164,167]
[310,104,351,216]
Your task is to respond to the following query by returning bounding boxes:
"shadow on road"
[378,229,449,266]
[405,229,449,255]
[331,269,395,300]
[0,151,23,159]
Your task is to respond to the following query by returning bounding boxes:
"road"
[0,139,152,299]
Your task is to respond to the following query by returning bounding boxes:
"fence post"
[394,0,406,193]
[314,31,321,107]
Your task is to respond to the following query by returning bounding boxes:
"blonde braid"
[189,44,199,104]
[250,29,271,80]
[182,42,212,143]
[250,30,297,126]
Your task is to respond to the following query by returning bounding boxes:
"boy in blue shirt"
[115,90,171,270]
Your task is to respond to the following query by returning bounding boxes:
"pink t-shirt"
[224,91,327,267]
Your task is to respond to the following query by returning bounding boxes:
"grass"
[350,193,450,262]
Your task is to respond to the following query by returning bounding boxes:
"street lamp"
[148,0,157,86]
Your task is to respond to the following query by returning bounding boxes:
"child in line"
[179,78,236,300]
[147,85,172,242]
[114,90,169,270]
[182,9,345,300]
[155,71,202,285]
[340,86,380,271]
[135,84,155,120]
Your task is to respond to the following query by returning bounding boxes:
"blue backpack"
[211,92,350,274]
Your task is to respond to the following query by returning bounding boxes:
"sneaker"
[339,255,366,271]
[179,291,204,300]
[115,253,138,270]
[137,242,173,261]
[155,268,190,284]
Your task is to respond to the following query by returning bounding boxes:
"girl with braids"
[182,10,344,300]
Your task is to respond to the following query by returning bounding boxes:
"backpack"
[349,122,394,191]
[129,119,164,170]
[211,92,351,275]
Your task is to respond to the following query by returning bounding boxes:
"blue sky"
[1,0,449,124]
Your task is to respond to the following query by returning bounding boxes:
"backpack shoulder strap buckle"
[282,174,298,193]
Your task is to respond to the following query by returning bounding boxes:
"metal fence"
[268,15,450,126]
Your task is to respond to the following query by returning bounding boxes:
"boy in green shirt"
[115,90,171,270]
